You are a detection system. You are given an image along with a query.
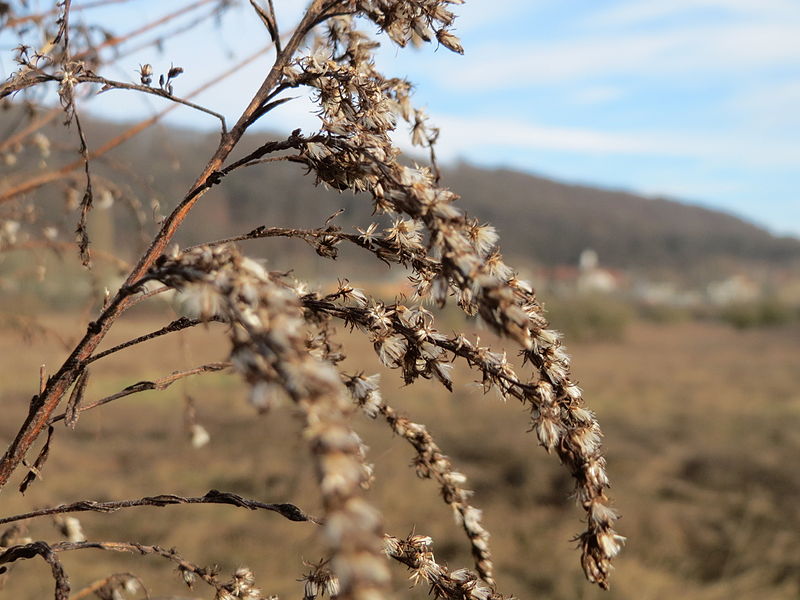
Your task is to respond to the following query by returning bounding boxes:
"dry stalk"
[146,244,389,600]
[345,373,494,585]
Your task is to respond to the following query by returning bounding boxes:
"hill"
[447,164,800,278]
[3,109,799,281]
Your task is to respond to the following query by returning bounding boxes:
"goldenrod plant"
[0,2,622,599]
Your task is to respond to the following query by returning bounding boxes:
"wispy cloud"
[421,114,800,170]
[591,0,800,27]
[428,115,652,155]
[452,0,543,33]
[442,22,800,90]
[731,81,800,129]
[569,85,625,105]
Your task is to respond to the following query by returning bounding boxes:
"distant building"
[542,249,624,295]
[577,248,623,294]
[579,248,599,271]
[706,274,760,305]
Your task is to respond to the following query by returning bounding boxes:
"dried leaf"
[19,425,55,494]
[64,368,89,429]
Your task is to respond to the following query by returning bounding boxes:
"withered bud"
[436,29,464,55]
[179,566,195,588]
[138,63,152,85]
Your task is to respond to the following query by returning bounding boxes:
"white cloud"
[591,0,800,27]
[442,22,800,90]
[428,115,652,156]
[570,85,625,105]
[421,114,800,169]
[731,80,800,129]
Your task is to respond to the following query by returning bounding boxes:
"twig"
[81,74,228,132]
[49,362,231,425]
[0,489,321,526]
[1,240,131,270]
[72,0,219,62]
[86,316,222,365]
[4,0,134,29]
[67,573,144,600]
[0,540,218,596]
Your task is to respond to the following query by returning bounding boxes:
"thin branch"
[0,540,219,595]
[48,362,231,425]
[267,0,282,52]
[4,0,134,29]
[0,489,321,527]
[0,4,228,153]
[71,109,95,267]
[384,535,506,600]
[72,0,219,61]
[305,297,534,401]
[81,74,227,132]
[251,0,282,54]
[190,224,349,250]
[127,285,171,306]
[345,374,495,584]
[1,240,131,270]
[117,4,232,60]
[67,573,144,600]
[221,131,322,174]
[0,0,221,99]
[87,316,222,365]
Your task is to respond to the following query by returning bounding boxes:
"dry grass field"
[1,309,798,599]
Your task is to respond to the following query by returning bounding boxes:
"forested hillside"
[3,109,799,280]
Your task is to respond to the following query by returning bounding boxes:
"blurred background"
[1,1,799,599]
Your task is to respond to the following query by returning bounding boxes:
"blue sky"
[9,0,800,237]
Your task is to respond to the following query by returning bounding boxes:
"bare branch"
[0,541,69,600]
[4,0,134,29]
[48,363,231,426]
[87,317,221,365]
[0,489,321,527]
[80,74,228,132]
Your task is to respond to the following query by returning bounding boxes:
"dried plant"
[0,1,623,599]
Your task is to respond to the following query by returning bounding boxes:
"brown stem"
[73,0,218,61]
[0,107,60,153]
[0,489,321,526]
[86,316,219,364]
[2,240,130,270]
[4,0,134,29]
[67,573,142,600]
[48,362,231,424]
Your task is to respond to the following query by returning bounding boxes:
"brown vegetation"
[0,315,797,599]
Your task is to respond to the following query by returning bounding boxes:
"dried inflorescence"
[281,10,624,587]
[0,0,622,598]
[384,534,506,600]
[345,373,494,584]
[146,245,389,600]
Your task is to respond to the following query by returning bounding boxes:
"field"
[0,310,798,599]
